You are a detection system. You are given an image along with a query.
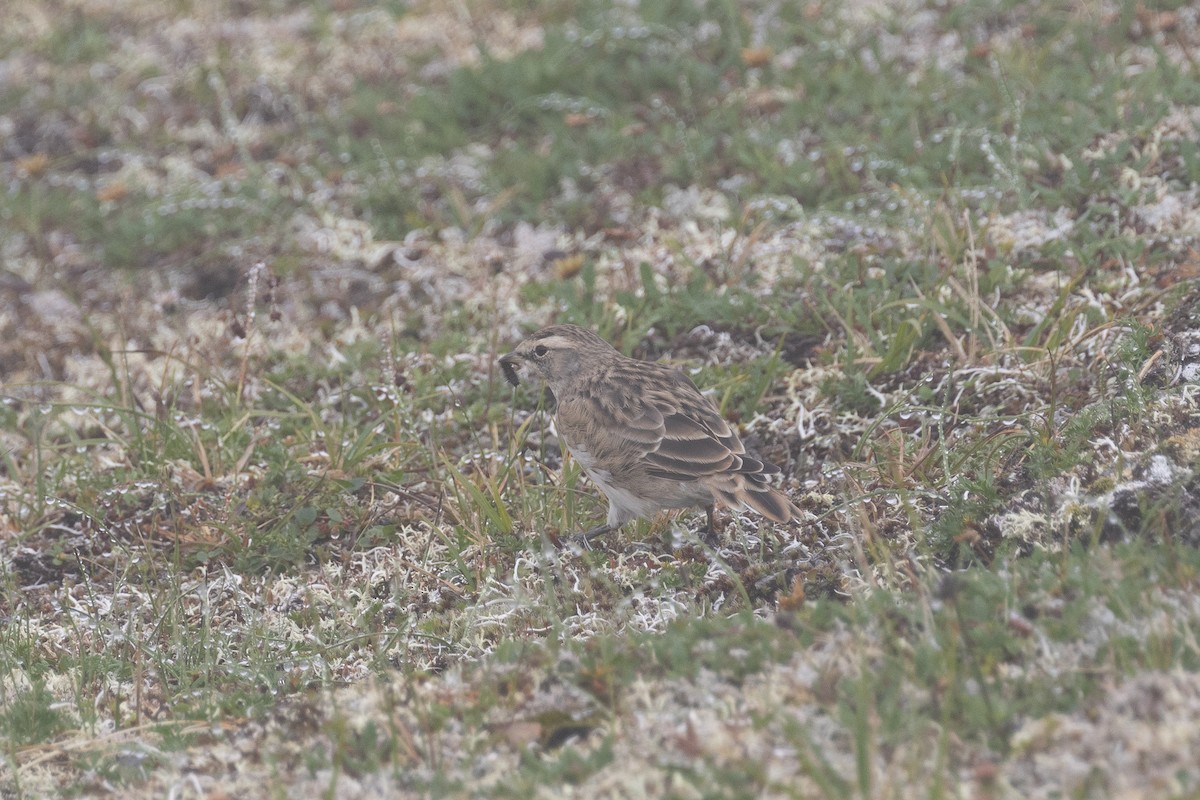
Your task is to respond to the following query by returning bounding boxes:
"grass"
[211,539,1197,798]
[2,0,1200,796]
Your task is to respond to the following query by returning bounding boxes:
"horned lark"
[499,324,799,541]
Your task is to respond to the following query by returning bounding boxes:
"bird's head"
[499,324,617,395]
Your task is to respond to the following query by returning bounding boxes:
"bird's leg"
[582,522,613,540]
[701,505,719,545]
[567,522,614,548]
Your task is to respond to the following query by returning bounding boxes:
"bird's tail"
[709,474,800,523]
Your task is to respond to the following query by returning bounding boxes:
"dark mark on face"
[499,354,521,386]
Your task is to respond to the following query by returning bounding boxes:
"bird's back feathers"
[555,357,798,522]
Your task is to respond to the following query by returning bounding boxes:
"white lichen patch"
[1006,671,1200,799]
[985,208,1076,256]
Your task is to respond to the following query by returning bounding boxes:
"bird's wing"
[583,364,776,483]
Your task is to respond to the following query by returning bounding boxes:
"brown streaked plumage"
[499,324,799,541]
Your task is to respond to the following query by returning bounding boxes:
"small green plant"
[1,678,69,747]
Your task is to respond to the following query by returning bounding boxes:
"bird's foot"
[567,523,614,549]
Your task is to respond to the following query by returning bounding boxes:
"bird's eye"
[533,345,549,357]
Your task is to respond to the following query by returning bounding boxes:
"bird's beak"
[499,352,521,386]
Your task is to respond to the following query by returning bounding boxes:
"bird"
[498,324,799,542]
